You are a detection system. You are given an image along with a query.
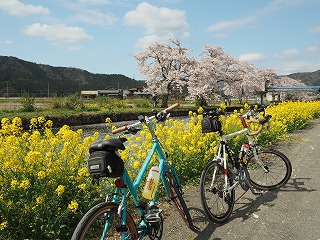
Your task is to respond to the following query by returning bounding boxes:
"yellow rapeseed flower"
[55,185,65,196]
[197,107,204,114]
[0,221,8,230]
[36,196,44,205]
[45,120,53,128]
[37,171,46,180]
[133,161,140,169]
[19,180,31,190]
[105,117,112,123]
[10,180,19,190]
[68,200,79,213]
[77,183,86,191]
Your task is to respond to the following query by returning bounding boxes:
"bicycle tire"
[200,160,235,224]
[164,169,193,229]
[71,202,138,240]
[247,149,292,190]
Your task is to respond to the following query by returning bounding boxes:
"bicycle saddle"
[89,138,127,153]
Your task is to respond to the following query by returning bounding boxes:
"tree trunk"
[161,94,169,108]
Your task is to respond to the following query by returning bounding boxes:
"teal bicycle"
[72,103,193,240]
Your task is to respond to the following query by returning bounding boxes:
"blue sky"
[1,0,320,80]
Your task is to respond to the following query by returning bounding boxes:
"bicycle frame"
[215,117,269,193]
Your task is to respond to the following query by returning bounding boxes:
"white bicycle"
[200,105,292,223]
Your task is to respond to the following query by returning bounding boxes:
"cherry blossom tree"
[258,68,276,92]
[188,45,239,105]
[223,61,254,103]
[134,39,195,107]
[188,44,270,105]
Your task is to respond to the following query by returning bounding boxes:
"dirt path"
[160,118,320,240]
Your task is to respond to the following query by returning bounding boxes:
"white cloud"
[275,49,300,59]
[275,61,320,75]
[256,0,312,16]
[24,23,93,45]
[134,35,165,49]
[63,0,111,11]
[0,0,50,16]
[239,53,266,62]
[206,17,255,32]
[124,2,189,37]
[206,0,309,35]
[309,25,320,33]
[77,0,111,5]
[0,40,13,45]
[306,45,320,57]
[71,9,117,26]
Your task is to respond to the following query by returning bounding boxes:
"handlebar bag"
[87,150,124,179]
[201,116,222,133]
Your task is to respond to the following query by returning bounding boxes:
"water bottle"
[142,166,160,200]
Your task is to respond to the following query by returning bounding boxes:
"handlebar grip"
[247,114,272,136]
[248,125,263,136]
[164,103,180,113]
[112,126,128,134]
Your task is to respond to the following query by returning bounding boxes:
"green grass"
[0,96,262,126]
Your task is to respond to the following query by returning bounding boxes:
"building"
[81,89,123,99]
[125,87,151,98]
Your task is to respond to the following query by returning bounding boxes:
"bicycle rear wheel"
[71,202,138,240]
[200,160,235,224]
[248,149,292,190]
[164,169,193,229]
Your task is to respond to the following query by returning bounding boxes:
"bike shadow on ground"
[187,177,316,240]
[186,189,279,240]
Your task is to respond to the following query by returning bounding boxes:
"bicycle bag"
[87,140,125,179]
[201,116,222,133]
[88,150,124,179]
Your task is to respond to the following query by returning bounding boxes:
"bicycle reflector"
[115,178,125,188]
[222,168,228,175]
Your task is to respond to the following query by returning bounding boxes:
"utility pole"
[47,82,50,98]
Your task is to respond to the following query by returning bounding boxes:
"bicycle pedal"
[251,189,266,195]
[144,207,162,223]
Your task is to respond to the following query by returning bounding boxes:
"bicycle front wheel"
[200,160,235,224]
[164,169,193,229]
[248,149,292,190]
[71,202,138,240]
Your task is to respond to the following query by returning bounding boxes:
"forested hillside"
[0,56,145,97]
[1,55,319,98]
[287,70,320,86]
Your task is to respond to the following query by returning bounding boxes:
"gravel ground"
[159,118,320,240]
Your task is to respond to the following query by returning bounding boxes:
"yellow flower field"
[1,101,320,239]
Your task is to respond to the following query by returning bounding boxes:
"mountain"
[0,56,145,97]
[287,70,320,86]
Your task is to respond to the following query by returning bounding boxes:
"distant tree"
[20,92,35,112]
[134,39,195,107]
[271,76,310,101]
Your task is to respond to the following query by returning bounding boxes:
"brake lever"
[125,127,141,135]
[156,111,169,122]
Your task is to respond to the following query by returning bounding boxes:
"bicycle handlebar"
[111,103,180,134]
[247,114,272,136]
